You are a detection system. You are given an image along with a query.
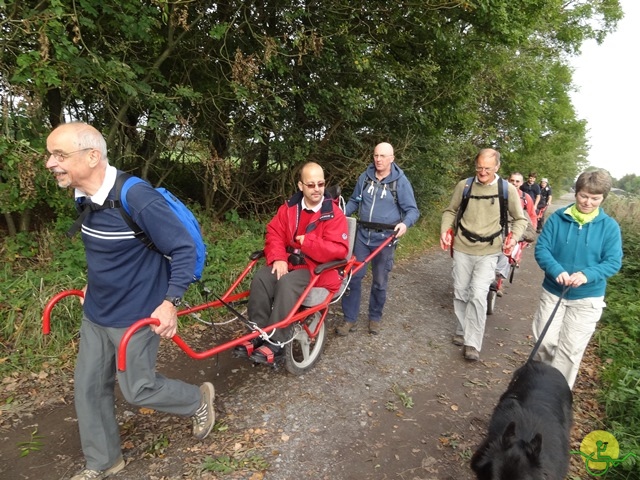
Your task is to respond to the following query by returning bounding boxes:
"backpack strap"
[498,178,509,239]
[453,177,474,236]
[65,195,121,237]
[454,177,509,243]
[115,173,156,250]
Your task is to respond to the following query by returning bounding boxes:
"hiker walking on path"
[46,122,215,480]
[440,148,528,361]
[532,169,622,389]
[337,142,419,336]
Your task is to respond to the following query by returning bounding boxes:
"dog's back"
[471,361,573,480]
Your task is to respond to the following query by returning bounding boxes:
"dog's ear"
[470,441,492,478]
[528,433,543,460]
[501,421,517,449]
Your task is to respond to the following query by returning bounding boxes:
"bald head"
[46,122,109,195]
[298,162,326,208]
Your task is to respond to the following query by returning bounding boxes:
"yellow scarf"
[567,204,599,225]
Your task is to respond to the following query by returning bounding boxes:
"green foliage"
[17,428,44,457]
[0,0,623,224]
[201,454,269,474]
[595,195,640,476]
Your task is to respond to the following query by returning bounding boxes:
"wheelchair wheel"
[284,311,327,375]
[487,289,497,315]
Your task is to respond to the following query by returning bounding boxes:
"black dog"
[471,361,573,480]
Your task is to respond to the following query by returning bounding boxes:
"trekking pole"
[527,285,571,363]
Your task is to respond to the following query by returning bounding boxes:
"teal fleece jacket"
[534,204,622,300]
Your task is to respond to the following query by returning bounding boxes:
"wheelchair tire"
[487,290,497,315]
[284,311,327,375]
[509,262,517,284]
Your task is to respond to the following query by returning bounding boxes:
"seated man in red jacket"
[236,162,349,364]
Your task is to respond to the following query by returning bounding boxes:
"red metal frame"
[42,235,397,371]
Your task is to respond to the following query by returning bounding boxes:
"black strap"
[358,220,397,231]
[528,286,571,363]
[459,224,502,244]
[66,199,119,237]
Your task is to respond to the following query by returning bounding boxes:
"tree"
[0,0,623,233]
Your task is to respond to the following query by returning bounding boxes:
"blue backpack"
[66,173,207,283]
[116,173,207,282]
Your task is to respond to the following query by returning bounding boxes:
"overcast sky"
[569,0,639,180]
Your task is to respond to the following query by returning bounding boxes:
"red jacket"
[264,192,349,292]
[519,189,537,226]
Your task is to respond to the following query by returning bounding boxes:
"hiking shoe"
[70,457,125,480]
[192,382,215,440]
[368,320,381,335]
[452,334,464,346]
[336,320,357,336]
[464,346,480,362]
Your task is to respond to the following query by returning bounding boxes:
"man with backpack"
[440,149,528,361]
[46,122,214,479]
[336,142,420,336]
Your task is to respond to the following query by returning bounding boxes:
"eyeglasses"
[475,166,496,172]
[46,148,94,162]
[301,181,325,189]
[373,154,392,159]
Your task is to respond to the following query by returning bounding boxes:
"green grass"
[593,194,640,477]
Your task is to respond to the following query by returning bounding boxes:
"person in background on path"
[45,122,215,480]
[536,177,553,232]
[509,172,537,226]
[532,169,622,389]
[520,171,542,212]
[493,171,538,295]
[440,149,528,361]
[337,142,420,336]
[237,162,349,363]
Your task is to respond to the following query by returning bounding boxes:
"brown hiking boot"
[452,334,464,346]
[464,346,480,361]
[368,320,381,335]
[336,320,357,336]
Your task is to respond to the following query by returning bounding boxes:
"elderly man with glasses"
[440,148,528,361]
[336,142,420,336]
[234,162,349,364]
[45,122,214,480]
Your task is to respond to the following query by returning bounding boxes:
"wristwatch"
[164,296,182,307]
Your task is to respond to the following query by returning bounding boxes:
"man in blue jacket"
[46,122,214,479]
[337,142,420,335]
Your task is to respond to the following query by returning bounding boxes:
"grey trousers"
[248,266,310,342]
[451,250,500,351]
[74,316,201,470]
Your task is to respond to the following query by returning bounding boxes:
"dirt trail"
[1,194,599,480]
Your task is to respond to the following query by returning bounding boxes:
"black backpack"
[454,177,509,244]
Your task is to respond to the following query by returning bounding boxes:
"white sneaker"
[192,382,215,440]
[70,457,125,480]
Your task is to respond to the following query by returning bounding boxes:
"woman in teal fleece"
[532,169,622,389]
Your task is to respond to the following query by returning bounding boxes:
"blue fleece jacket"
[534,204,622,300]
[79,172,196,328]
[345,163,420,246]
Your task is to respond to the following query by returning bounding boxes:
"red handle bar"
[42,289,85,334]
